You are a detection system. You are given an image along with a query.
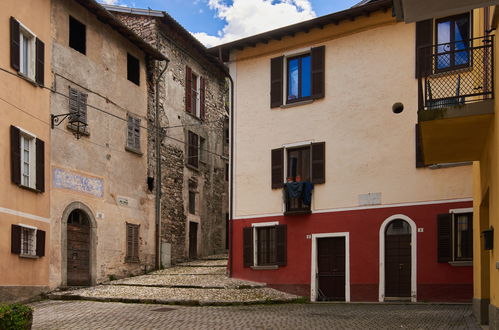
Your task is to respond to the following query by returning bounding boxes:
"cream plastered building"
[212,0,475,302]
[49,0,166,288]
[0,0,52,302]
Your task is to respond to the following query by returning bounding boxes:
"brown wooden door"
[67,210,90,286]
[385,220,412,298]
[189,222,198,259]
[317,237,345,301]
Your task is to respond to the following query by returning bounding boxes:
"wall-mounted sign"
[53,167,104,198]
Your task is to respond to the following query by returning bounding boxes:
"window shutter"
[35,38,45,86]
[11,224,21,254]
[10,125,21,185]
[10,17,20,71]
[134,117,141,150]
[271,148,284,189]
[311,142,326,184]
[133,225,139,261]
[78,92,88,124]
[36,230,46,257]
[69,88,79,122]
[200,77,206,120]
[270,56,283,108]
[415,124,425,168]
[311,46,325,99]
[415,19,433,78]
[276,224,287,266]
[126,223,133,260]
[437,213,452,263]
[185,66,192,113]
[243,227,253,267]
[36,138,45,192]
[127,116,134,147]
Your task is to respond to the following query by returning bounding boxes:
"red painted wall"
[230,201,473,302]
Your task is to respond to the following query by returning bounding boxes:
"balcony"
[417,36,495,165]
[283,182,312,216]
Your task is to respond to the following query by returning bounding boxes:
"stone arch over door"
[61,202,97,286]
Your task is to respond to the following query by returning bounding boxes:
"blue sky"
[102,0,361,47]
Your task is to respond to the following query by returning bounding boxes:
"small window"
[243,224,287,267]
[435,13,470,71]
[10,126,44,192]
[191,73,199,114]
[19,28,35,78]
[11,224,45,257]
[189,191,196,215]
[126,114,141,153]
[20,133,36,189]
[127,53,140,86]
[187,131,199,168]
[437,212,473,263]
[126,223,139,262]
[20,226,36,256]
[10,18,44,85]
[68,87,88,127]
[185,66,205,119]
[287,54,311,102]
[257,226,277,266]
[69,16,86,55]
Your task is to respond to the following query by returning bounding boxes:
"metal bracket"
[50,113,87,139]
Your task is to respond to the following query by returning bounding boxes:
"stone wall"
[113,12,229,264]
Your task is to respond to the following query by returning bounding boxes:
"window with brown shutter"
[438,212,473,263]
[36,138,45,193]
[437,213,452,263]
[243,227,253,267]
[11,224,21,254]
[11,17,42,83]
[187,131,199,168]
[270,56,284,108]
[35,38,44,86]
[415,19,433,78]
[36,230,46,257]
[275,224,287,266]
[185,66,192,114]
[271,148,284,189]
[311,142,325,184]
[200,77,206,119]
[311,46,325,99]
[126,223,140,262]
[244,224,287,267]
[10,125,21,185]
[10,17,20,71]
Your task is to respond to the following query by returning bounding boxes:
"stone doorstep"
[107,283,265,289]
[177,265,226,268]
[46,293,302,307]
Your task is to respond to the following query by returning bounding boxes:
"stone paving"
[31,300,480,329]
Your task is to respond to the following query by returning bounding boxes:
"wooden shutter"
[36,230,46,257]
[10,17,20,71]
[415,19,433,78]
[133,225,139,261]
[271,148,284,189]
[200,77,206,120]
[311,142,326,184]
[69,88,79,122]
[126,224,133,259]
[311,46,325,99]
[78,92,88,124]
[133,117,141,150]
[270,56,283,108]
[276,224,287,266]
[10,125,21,185]
[185,66,192,113]
[35,38,44,85]
[415,124,425,168]
[11,224,21,254]
[243,227,253,267]
[437,213,452,263]
[36,138,45,192]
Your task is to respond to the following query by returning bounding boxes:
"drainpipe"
[155,61,168,270]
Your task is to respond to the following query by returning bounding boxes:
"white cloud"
[100,0,119,4]
[192,0,316,48]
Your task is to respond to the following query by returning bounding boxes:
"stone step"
[150,266,226,276]
[178,259,227,267]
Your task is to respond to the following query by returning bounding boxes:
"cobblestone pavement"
[31,300,480,330]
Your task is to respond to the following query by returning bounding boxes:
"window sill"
[125,258,140,263]
[280,99,314,109]
[449,260,472,267]
[186,164,200,172]
[17,72,39,87]
[185,112,203,121]
[19,254,39,259]
[428,162,472,169]
[250,265,279,270]
[18,184,41,194]
[284,209,311,216]
[125,146,143,156]
[67,123,90,137]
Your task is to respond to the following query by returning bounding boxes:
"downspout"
[155,60,168,270]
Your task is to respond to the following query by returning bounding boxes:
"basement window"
[69,16,86,55]
[127,53,140,86]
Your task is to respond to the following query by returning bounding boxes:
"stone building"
[49,0,166,287]
[104,5,229,265]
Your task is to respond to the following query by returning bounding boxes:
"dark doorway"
[317,237,345,301]
[385,220,412,298]
[189,221,198,259]
[67,209,91,286]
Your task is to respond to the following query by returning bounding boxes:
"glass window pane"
[288,58,299,100]
[437,21,451,69]
[454,18,469,65]
[22,35,29,75]
[301,56,311,98]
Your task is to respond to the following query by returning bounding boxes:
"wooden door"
[385,220,412,298]
[317,237,345,301]
[67,210,90,286]
[189,222,198,259]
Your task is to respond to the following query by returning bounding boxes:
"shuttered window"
[185,66,205,119]
[126,114,141,153]
[187,131,199,168]
[10,126,44,192]
[11,224,45,257]
[437,213,473,263]
[243,224,287,267]
[69,87,88,125]
[126,223,140,262]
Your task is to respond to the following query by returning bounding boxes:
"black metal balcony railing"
[417,36,494,110]
[283,183,312,215]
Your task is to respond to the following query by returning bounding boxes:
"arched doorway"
[384,219,411,299]
[67,209,91,286]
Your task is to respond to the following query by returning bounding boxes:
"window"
[185,66,205,119]
[187,131,199,168]
[243,224,287,268]
[68,87,88,133]
[189,191,196,215]
[69,16,86,55]
[435,13,470,71]
[10,126,44,192]
[10,17,44,85]
[11,224,45,257]
[127,53,140,85]
[437,212,473,263]
[126,223,139,262]
[199,137,207,163]
[270,46,324,108]
[126,114,141,153]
